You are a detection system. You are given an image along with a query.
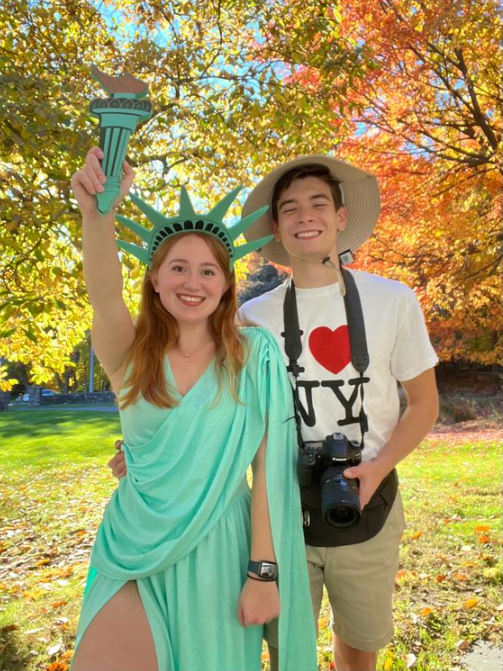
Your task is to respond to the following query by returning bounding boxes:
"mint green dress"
[72,327,317,671]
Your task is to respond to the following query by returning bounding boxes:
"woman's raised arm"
[71,147,136,386]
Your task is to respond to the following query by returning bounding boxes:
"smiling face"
[150,234,229,327]
[273,175,348,263]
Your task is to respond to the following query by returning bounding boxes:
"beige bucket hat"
[242,155,381,266]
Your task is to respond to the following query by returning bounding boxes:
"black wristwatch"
[247,560,278,581]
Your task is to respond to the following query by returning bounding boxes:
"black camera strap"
[283,277,305,447]
[283,267,369,449]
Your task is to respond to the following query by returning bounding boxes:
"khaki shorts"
[265,493,405,653]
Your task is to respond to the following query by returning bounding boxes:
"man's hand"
[344,369,439,510]
[108,440,127,480]
[343,460,388,509]
[237,578,280,627]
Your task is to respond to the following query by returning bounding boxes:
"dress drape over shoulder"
[72,327,317,671]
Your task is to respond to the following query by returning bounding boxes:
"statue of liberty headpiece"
[116,186,273,268]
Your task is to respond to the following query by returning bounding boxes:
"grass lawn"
[0,408,501,671]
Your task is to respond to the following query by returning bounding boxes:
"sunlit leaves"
[324,0,503,364]
[3,0,500,382]
[1,0,367,385]
[0,364,18,391]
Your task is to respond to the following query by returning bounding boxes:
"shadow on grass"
[0,410,119,439]
[0,626,30,671]
[0,410,122,468]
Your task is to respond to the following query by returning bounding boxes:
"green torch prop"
[89,65,153,214]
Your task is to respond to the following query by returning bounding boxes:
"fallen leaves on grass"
[0,467,114,671]
[465,598,480,609]
[382,649,396,670]
[457,639,470,650]
[406,652,417,668]
[453,572,470,582]
[46,642,63,657]
[2,422,501,671]
[43,647,73,671]
[428,426,503,445]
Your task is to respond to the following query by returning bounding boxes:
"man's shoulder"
[239,283,287,316]
[353,269,417,301]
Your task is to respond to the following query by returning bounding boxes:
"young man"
[110,155,439,670]
[238,155,439,671]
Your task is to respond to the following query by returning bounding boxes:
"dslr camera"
[298,432,362,528]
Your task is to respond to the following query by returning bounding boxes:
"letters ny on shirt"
[239,272,439,461]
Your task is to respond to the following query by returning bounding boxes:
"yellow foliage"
[2,0,501,377]
[0,365,17,391]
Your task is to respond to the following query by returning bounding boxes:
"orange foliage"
[286,0,502,364]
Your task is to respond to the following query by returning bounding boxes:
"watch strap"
[247,572,276,582]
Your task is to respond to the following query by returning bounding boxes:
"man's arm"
[344,367,439,508]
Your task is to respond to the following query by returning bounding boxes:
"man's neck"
[290,255,341,289]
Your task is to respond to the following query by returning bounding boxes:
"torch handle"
[90,97,152,214]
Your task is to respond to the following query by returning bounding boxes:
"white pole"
[89,345,95,393]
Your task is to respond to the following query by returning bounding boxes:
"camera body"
[298,432,362,528]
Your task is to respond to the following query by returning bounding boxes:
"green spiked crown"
[116,186,273,268]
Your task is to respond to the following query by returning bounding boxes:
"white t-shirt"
[239,270,438,462]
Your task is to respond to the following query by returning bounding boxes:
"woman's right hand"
[237,577,280,627]
[70,147,135,219]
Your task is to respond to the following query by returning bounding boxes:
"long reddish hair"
[119,232,246,409]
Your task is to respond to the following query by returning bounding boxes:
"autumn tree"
[5,0,497,382]
[0,0,368,388]
[333,0,503,364]
[277,0,502,363]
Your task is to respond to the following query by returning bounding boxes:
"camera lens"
[326,504,360,527]
[320,466,361,528]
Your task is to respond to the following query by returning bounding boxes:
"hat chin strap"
[286,245,347,296]
[286,244,335,267]
[322,254,346,296]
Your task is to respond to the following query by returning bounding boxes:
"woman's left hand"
[237,578,280,627]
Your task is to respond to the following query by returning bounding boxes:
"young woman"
[69,148,317,671]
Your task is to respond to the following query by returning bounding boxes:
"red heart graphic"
[308,325,351,374]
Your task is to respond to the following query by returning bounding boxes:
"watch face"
[260,563,278,579]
